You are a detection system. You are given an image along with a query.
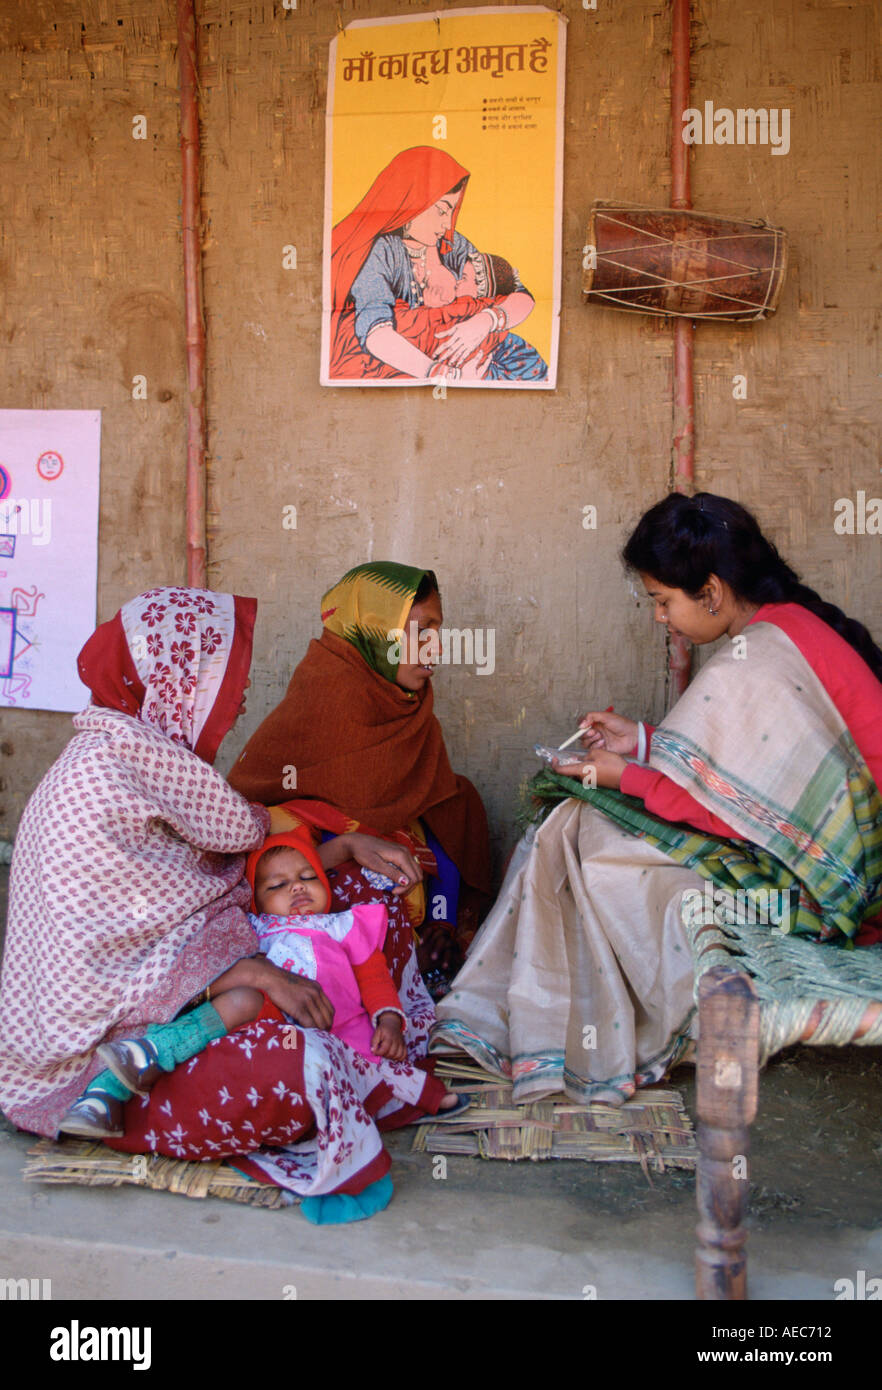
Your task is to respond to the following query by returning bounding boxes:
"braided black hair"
[622,492,882,683]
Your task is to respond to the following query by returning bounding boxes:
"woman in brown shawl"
[228,563,491,990]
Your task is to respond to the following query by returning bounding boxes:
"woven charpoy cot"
[685,899,882,1062]
[684,893,882,1301]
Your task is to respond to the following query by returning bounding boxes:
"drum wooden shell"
[582,202,788,321]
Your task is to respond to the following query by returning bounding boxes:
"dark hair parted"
[622,492,882,683]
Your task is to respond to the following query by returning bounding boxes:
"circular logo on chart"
[0,466,10,500]
[36,450,64,481]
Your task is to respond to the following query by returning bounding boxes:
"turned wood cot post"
[695,965,760,1300]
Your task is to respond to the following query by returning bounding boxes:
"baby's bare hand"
[371,1014,407,1062]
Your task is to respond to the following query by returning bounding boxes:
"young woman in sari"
[0,587,445,1219]
[432,494,882,1103]
[227,562,492,993]
[327,145,547,383]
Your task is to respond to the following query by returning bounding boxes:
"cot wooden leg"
[695,966,760,1300]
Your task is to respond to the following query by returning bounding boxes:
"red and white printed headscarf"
[77,587,256,763]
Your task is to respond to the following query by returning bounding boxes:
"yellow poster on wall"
[321,6,566,390]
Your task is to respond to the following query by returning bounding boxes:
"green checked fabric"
[320,562,430,683]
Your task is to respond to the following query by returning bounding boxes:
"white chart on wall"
[0,409,100,713]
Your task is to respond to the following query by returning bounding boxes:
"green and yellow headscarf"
[320,562,434,683]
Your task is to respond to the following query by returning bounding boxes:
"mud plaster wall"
[0,0,880,869]
[0,1,186,837]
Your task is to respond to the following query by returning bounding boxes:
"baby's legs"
[122,991,264,1082]
[58,990,266,1140]
[99,993,263,1098]
[54,1068,131,1138]
[58,991,267,1140]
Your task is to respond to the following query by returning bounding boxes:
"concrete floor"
[1,870,881,1299]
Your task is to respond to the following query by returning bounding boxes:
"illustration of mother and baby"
[327,145,549,383]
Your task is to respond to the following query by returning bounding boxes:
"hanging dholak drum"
[582,202,788,321]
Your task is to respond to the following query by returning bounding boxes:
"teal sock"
[86,1068,131,1101]
[300,1175,393,1226]
[145,1001,227,1072]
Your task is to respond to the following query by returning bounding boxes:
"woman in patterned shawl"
[0,587,432,1212]
[228,562,492,993]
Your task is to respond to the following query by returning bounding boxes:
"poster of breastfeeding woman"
[321,6,566,390]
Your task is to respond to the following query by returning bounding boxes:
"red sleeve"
[620,763,742,840]
[352,949,406,1029]
[751,604,882,793]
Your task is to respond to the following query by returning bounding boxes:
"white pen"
[557,726,586,753]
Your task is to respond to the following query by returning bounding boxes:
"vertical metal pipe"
[669,0,695,696]
[670,0,692,211]
[177,0,207,589]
